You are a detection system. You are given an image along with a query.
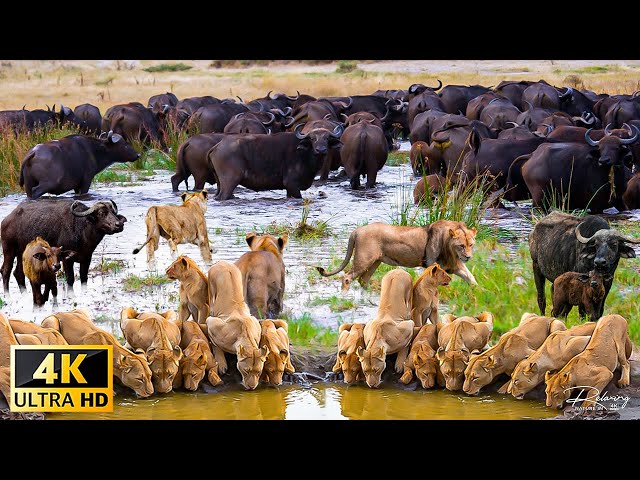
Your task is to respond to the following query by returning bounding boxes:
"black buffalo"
[148,92,179,112]
[1,199,127,291]
[339,121,388,189]
[102,102,164,145]
[208,125,343,200]
[438,84,491,114]
[74,104,102,135]
[20,131,140,199]
[529,211,640,318]
[172,133,227,191]
[189,103,249,133]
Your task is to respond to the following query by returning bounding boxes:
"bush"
[143,63,193,73]
[336,60,359,73]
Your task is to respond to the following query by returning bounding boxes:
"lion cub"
[166,256,209,324]
[356,269,415,388]
[176,319,223,390]
[400,323,441,389]
[412,263,451,326]
[133,190,212,268]
[235,232,288,319]
[259,320,295,385]
[332,323,365,384]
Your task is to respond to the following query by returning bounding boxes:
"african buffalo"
[623,173,640,209]
[604,99,640,128]
[246,91,299,112]
[522,81,561,110]
[102,103,164,145]
[189,103,249,134]
[208,125,343,200]
[20,131,140,199]
[465,92,500,120]
[409,109,447,144]
[176,96,220,114]
[339,121,388,189]
[148,92,179,112]
[479,98,521,130]
[172,133,226,191]
[301,119,344,180]
[223,112,272,134]
[438,84,491,115]
[407,92,445,128]
[522,127,639,212]
[557,87,595,117]
[493,80,536,110]
[529,211,640,318]
[74,104,102,135]
[1,199,127,291]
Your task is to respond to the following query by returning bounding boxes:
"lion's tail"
[132,207,158,254]
[316,229,357,277]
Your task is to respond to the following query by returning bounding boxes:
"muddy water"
[50,384,557,420]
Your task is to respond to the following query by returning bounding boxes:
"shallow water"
[49,384,557,420]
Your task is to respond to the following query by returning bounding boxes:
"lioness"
[41,309,153,397]
[463,313,566,395]
[332,323,366,384]
[356,269,415,388]
[400,323,441,389]
[0,313,18,368]
[316,220,477,292]
[412,263,451,326]
[133,190,212,268]
[0,366,9,407]
[120,308,183,394]
[166,256,209,324]
[260,320,295,385]
[508,322,596,399]
[545,314,632,412]
[436,312,493,391]
[235,232,288,319]
[10,319,68,345]
[176,319,223,390]
[206,261,268,390]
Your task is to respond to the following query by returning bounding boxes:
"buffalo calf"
[22,237,75,306]
[551,270,606,322]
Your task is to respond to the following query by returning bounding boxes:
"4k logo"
[10,345,113,413]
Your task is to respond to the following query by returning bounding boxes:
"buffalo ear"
[577,274,590,283]
[33,252,46,261]
[62,250,77,261]
[469,128,482,154]
[619,244,636,259]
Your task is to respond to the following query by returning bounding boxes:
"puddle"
[49,383,557,420]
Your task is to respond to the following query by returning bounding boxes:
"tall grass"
[389,171,499,239]
[0,124,83,195]
[280,312,339,347]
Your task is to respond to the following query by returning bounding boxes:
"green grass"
[335,60,359,74]
[310,295,357,312]
[258,199,333,240]
[438,240,640,345]
[92,258,127,274]
[572,65,620,74]
[386,152,409,166]
[95,76,115,86]
[143,63,193,73]
[123,273,172,292]
[281,312,339,347]
[93,169,132,184]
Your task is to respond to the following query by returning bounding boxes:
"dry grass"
[0,60,638,112]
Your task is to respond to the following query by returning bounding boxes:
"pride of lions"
[0,201,633,417]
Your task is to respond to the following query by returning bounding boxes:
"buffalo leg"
[215,179,238,201]
[13,261,26,292]
[318,156,331,181]
[350,175,360,190]
[50,281,58,304]
[1,252,14,293]
[30,280,44,306]
[79,260,90,284]
[532,261,546,315]
[63,259,75,286]
[171,173,185,192]
[286,188,302,198]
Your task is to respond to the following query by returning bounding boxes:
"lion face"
[180,344,208,391]
[508,360,540,399]
[118,352,154,398]
[147,346,182,394]
[166,256,190,280]
[357,346,386,388]
[449,227,477,262]
[545,370,572,409]
[414,347,438,389]
[337,350,364,384]
[463,354,495,395]
[262,348,290,385]
[237,345,269,390]
[437,348,469,391]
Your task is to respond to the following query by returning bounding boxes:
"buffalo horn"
[584,128,600,146]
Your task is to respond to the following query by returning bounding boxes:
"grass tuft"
[310,295,357,312]
[123,273,172,292]
[280,312,338,347]
[143,63,193,73]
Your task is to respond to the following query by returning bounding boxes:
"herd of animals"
[0,78,639,416]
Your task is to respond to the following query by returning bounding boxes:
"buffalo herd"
[3,79,640,211]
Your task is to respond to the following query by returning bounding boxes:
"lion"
[132,190,212,268]
[235,232,288,319]
[332,323,366,384]
[400,323,441,389]
[316,220,477,292]
[120,308,183,394]
[206,261,268,390]
[0,313,18,368]
[175,319,223,390]
[463,313,566,395]
[356,269,415,388]
[545,314,632,412]
[0,366,9,408]
[260,320,295,385]
[411,263,451,326]
[435,312,493,391]
[41,309,153,397]
[508,322,597,399]
[166,256,209,324]
[10,319,68,345]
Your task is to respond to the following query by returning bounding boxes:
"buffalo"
[148,92,179,112]
[172,133,226,191]
[529,211,640,318]
[300,119,344,180]
[339,121,388,189]
[102,102,164,145]
[208,125,343,200]
[521,81,562,110]
[223,112,272,134]
[493,80,536,110]
[189,103,249,133]
[175,96,220,114]
[438,84,491,114]
[74,103,102,135]
[522,127,639,212]
[20,131,140,199]
[1,199,127,292]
